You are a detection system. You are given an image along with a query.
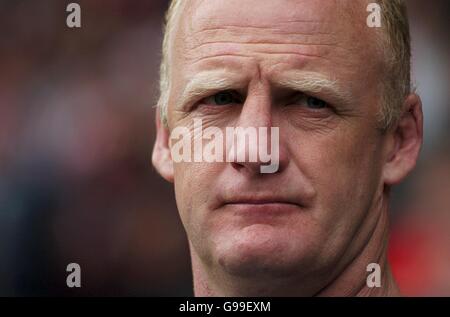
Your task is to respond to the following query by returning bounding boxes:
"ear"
[382,94,423,185]
[152,110,174,182]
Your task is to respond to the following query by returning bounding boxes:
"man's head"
[152,0,422,295]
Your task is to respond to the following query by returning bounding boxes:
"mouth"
[221,196,303,213]
[223,193,302,205]
[226,199,299,206]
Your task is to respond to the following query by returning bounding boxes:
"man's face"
[164,0,391,286]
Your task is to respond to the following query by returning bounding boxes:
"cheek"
[284,127,384,267]
[173,161,223,238]
[173,162,198,228]
[292,125,383,226]
[334,129,382,200]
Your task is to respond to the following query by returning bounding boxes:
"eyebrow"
[177,70,244,110]
[177,70,351,110]
[275,71,351,106]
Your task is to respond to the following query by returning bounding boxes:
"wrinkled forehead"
[173,0,373,53]
[188,0,338,30]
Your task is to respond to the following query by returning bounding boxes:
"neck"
[316,206,400,297]
[191,193,400,297]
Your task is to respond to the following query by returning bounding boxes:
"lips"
[225,198,299,206]
[220,194,304,209]
[220,199,302,220]
[212,182,315,212]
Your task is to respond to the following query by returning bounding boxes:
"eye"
[203,91,241,106]
[306,96,328,109]
[288,93,329,110]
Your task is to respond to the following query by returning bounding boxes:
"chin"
[213,223,312,278]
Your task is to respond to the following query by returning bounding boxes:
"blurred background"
[0,0,448,296]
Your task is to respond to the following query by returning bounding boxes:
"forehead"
[174,0,376,62]
[187,0,339,29]
[170,0,380,93]
[175,0,370,49]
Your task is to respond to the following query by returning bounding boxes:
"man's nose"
[229,92,288,175]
